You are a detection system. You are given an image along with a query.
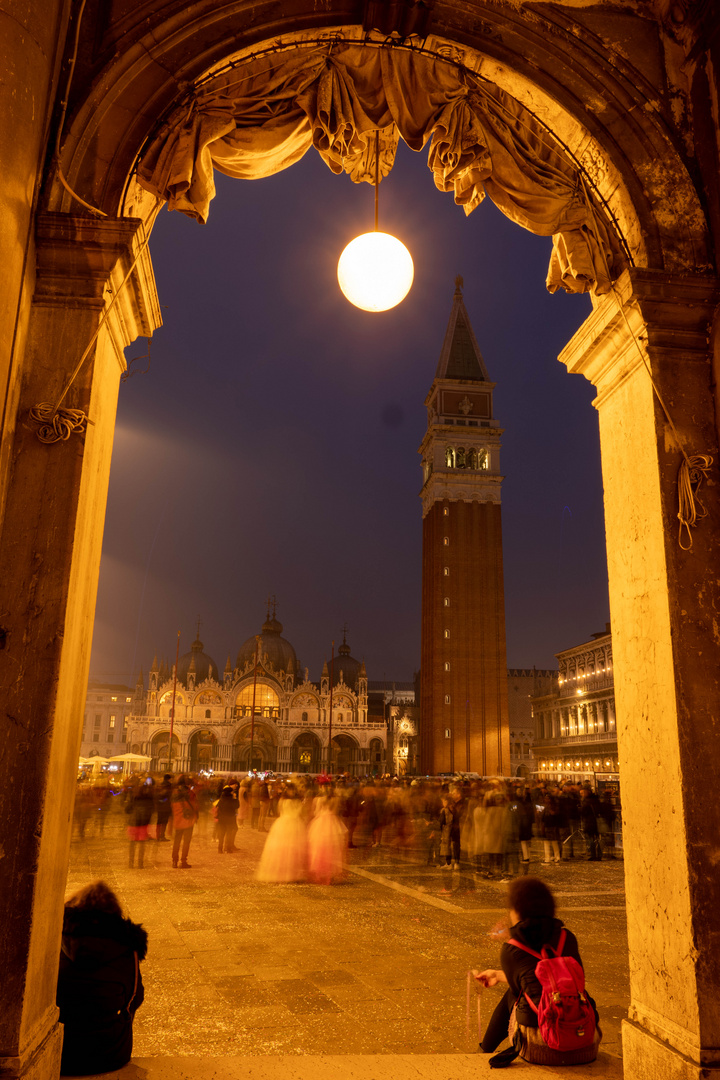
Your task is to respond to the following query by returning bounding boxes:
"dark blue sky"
[90,139,609,685]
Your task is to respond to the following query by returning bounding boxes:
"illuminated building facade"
[419,279,511,775]
[80,678,143,758]
[123,614,386,775]
[532,626,618,783]
[507,668,558,778]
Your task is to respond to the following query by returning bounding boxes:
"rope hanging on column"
[581,179,715,553]
[677,454,714,551]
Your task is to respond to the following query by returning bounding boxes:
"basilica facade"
[125,613,387,776]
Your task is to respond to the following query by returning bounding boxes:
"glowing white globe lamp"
[337,129,414,312]
[338,231,414,312]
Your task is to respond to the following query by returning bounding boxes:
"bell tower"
[419,278,510,776]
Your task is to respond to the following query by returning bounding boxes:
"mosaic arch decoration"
[137,41,624,296]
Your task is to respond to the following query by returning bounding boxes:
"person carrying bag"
[473,877,601,1068]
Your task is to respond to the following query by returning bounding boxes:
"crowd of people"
[61,773,614,1074]
[73,771,620,878]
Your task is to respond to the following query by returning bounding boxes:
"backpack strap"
[507,937,542,959]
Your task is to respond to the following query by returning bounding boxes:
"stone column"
[0,212,159,1080]
[560,268,720,1079]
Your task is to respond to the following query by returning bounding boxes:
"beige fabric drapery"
[137,45,622,294]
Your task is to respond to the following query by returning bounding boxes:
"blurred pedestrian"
[308,791,348,884]
[256,782,307,882]
[171,776,199,868]
[154,773,173,841]
[56,881,147,1075]
[216,784,240,853]
[125,777,154,868]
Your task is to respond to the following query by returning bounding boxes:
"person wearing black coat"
[473,877,598,1053]
[125,777,155,868]
[580,787,602,860]
[154,773,173,841]
[216,784,240,853]
[57,881,147,1075]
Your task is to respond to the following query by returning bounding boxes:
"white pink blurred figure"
[308,795,348,885]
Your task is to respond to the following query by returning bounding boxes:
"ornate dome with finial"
[177,632,219,685]
[327,630,363,690]
[236,604,299,674]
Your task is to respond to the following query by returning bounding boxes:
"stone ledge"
[67,1052,624,1080]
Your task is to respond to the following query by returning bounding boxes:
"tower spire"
[435,277,489,382]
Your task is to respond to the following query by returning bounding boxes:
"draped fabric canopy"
[137,44,623,294]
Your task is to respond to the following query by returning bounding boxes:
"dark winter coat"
[499,917,597,1029]
[126,783,154,827]
[57,908,147,1075]
[216,789,240,820]
[580,795,600,836]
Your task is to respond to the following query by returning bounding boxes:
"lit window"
[445,694,451,704]
[443,537,449,546]
[445,448,455,468]
[444,629,450,639]
[443,507,449,516]
[444,597,450,607]
[236,682,280,715]
[126,696,132,703]
[109,715,115,729]
[123,717,128,731]
[444,662,450,671]
[443,566,449,576]
[111,696,117,702]
[444,728,451,739]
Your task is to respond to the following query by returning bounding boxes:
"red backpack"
[504,929,599,1066]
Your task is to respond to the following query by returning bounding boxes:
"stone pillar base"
[622,1019,719,1079]
[0,1021,63,1080]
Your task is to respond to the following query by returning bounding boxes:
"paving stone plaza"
[66,802,629,1063]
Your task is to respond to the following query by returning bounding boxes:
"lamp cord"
[374,129,379,231]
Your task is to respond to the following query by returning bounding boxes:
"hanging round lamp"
[337,132,414,312]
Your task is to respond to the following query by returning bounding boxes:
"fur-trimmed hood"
[61,908,148,968]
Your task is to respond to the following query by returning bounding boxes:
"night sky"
[89,138,609,687]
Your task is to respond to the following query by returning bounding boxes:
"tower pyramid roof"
[435,276,490,382]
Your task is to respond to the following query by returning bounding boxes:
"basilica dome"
[327,638,364,690]
[177,634,219,685]
[236,613,299,675]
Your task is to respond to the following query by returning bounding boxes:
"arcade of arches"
[1,3,719,1080]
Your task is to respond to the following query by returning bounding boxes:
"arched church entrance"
[2,7,720,1080]
[232,722,277,773]
[291,732,321,774]
[329,733,358,775]
[150,731,181,773]
[369,738,384,774]
[188,729,217,772]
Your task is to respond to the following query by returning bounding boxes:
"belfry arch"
[1,5,719,1080]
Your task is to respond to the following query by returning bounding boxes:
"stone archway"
[1,7,720,1080]
[330,733,358,775]
[150,731,181,773]
[232,722,278,772]
[291,732,322,774]
[187,728,218,772]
